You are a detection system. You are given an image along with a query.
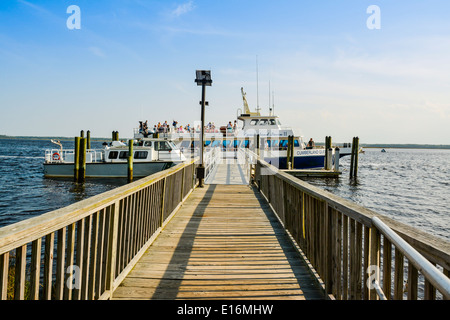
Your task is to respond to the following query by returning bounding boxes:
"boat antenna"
[272,90,275,115]
[269,80,272,116]
[256,55,261,115]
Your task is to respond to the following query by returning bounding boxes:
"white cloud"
[171,1,195,17]
[88,46,106,58]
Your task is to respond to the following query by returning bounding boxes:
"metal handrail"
[372,216,450,299]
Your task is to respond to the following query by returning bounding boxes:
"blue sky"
[1,0,450,144]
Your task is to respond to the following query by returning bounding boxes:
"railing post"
[369,226,381,300]
[160,177,166,226]
[106,201,120,299]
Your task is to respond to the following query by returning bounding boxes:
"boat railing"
[253,157,450,300]
[45,149,104,164]
[204,147,221,180]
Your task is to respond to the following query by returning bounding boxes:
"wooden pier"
[113,184,323,300]
[1,150,449,301]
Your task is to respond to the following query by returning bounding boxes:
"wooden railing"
[0,160,196,300]
[254,159,450,300]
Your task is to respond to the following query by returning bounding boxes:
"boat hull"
[43,161,179,178]
[263,147,352,169]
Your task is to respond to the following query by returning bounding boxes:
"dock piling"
[78,137,86,182]
[128,139,133,182]
[334,147,340,172]
[86,130,91,149]
[325,148,333,170]
[287,135,294,169]
[350,136,360,178]
[324,136,332,169]
[74,137,80,181]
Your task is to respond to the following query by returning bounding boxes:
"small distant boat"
[381,149,386,153]
[44,137,186,178]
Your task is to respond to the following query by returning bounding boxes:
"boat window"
[180,141,190,148]
[294,140,300,147]
[242,140,250,148]
[279,140,288,149]
[234,140,241,148]
[205,141,211,147]
[144,141,152,147]
[156,141,172,151]
[277,120,281,125]
[268,140,279,148]
[211,140,221,147]
[250,119,259,126]
[134,151,148,159]
[269,119,276,125]
[108,151,118,159]
[259,119,268,125]
[223,140,231,148]
[119,151,129,159]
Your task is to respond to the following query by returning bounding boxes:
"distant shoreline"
[1,134,449,150]
[0,135,115,142]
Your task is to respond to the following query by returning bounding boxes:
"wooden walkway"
[112,184,324,300]
[205,157,249,185]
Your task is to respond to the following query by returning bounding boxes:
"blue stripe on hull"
[264,156,326,169]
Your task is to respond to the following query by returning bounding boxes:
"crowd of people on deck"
[138,119,239,137]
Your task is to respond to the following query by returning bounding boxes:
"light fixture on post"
[195,70,212,188]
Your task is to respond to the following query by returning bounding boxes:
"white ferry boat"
[44,138,186,178]
[134,87,354,169]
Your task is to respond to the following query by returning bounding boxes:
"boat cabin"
[104,139,184,163]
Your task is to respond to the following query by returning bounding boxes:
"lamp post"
[195,70,212,187]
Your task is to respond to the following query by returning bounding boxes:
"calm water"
[302,148,450,241]
[0,138,127,228]
[0,139,449,242]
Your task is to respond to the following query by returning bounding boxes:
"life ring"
[52,152,61,161]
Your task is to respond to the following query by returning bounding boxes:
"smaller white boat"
[44,138,186,178]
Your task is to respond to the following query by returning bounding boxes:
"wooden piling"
[256,134,260,157]
[324,136,332,169]
[78,137,87,182]
[287,135,294,169]
[86,130,91,149]
[128,139,134,183]
[350,137,359,178]
[326,148,333,170]
[74,137,80,181]
[353,137,359,177]
[334,147,340,172]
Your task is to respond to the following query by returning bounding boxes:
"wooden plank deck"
[205,157,249,185]
[112,184,324,300]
